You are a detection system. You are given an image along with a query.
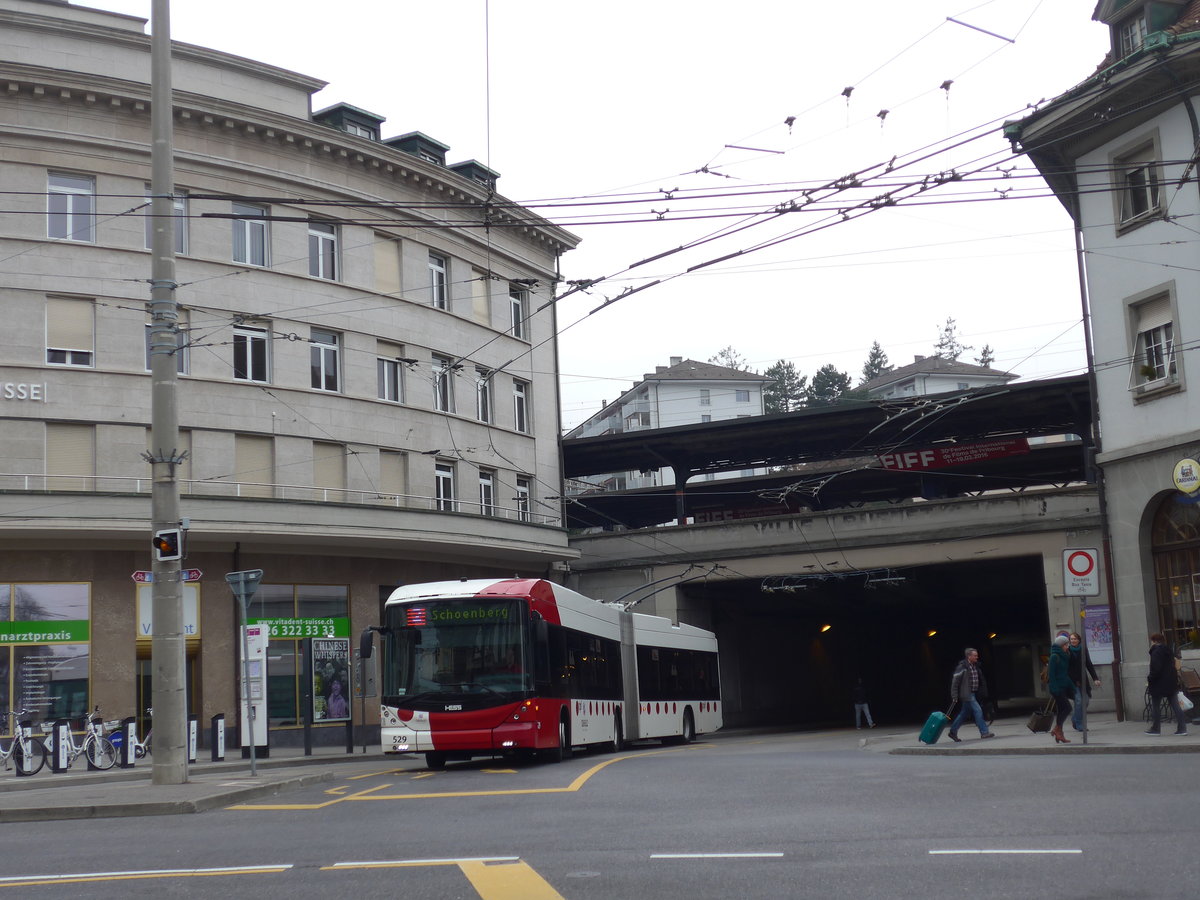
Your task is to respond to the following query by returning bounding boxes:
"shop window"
[0,583,91,723]
[1151,495,1200,651]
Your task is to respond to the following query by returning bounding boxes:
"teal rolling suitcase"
[919,710,949,744]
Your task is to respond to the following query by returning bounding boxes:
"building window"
[735,390,750,402]
[377,342,404,403]
[478,470,496,516]
[379,450,407,503]
[233,433,274,498]
[1117,13,1147,58]
[145,311,189,374]
[343,121,376,139]
[144,188,187,254]
[476,368,493,423]
[513,379,529,433]
[515,476,531,522]
[1116,146,1161,226]
[46,423,95,491]
[435,462,456,511]
[1130,295,1178,393]
[313,441,346,502]
[433,354,455,413]
[700,414,712,423]
[699,389,711,406]
[47,172,95,242]
[1151,494,1200,650]
[232,202,269,266]
[428,252,448,309]
[308,221,338,280]
[233,325,270,383]
[310,329,341,392]
[509,284,528,339]
[46,297,94,367]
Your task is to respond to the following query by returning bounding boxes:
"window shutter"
[46,423,95,491]
[374,238,401,296]
[234,434,273,498]
[379,451,407,501]
[1136,296,1171,332]
[313,441,345,499]
[47,298,93,351]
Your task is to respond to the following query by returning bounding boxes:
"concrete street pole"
[148,0,187,785]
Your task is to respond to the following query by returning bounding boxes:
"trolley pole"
[147,0,187,786]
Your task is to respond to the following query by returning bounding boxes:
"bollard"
[117,716,137,768]
[188,715,198,764]
[15,719,35,777]
[50,719,71,773]
[211,713,225,762]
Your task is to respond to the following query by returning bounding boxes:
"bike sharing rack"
[13,717,37,777]
[48,719,71,773]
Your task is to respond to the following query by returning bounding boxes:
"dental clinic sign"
[1,381,47,401]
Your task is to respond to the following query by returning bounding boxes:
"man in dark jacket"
[948,648,994,742]
[1146,633,1188,736]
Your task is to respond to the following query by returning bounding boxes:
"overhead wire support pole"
[147,0,187,786]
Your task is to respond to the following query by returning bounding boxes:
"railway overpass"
[560,376,1109,727]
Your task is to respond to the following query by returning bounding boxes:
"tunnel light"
[820,624,832,633]
[927,630,938,637]
[988,632,998,640]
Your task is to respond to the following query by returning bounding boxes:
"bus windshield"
[381,597,529,708]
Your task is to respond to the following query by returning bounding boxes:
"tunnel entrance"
[685,555,1049,728]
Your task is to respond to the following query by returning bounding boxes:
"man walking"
[853,678,876,729]
[948,647,995,742]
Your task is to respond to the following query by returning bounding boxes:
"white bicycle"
[1,709,48,776]
[41,706,116,771]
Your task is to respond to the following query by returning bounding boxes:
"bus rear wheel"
[425,751,447,770]
[666,709,695,745]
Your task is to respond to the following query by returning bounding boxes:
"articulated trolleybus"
[365,578,721,769]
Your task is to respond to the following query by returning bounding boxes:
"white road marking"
[0,864,293,883]
[327,856,520,869]
[650,853,784,859]
[929,849,1082,855]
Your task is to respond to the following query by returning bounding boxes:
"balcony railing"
[0,473,560,526]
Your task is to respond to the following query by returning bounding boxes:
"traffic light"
[152,528,182,561]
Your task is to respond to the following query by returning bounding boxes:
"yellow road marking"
[0,867,289,888]
[480,768,518,774]
[324,786,348,796]
[460,859,566,900]
[411,772,435,780]
[347,768,410,780]
[230,745,688,811]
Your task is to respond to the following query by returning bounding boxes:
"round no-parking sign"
[1063,548,1100,596]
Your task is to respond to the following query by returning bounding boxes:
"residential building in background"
[565,357,770,491]
[0,0,577,744]
[860,355,1017,400]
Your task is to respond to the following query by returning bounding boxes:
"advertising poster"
[312,637,351,721]
[1084,605,1114,665]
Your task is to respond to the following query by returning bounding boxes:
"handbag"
[1026,699,1055,733]
[1177,690,1195,712]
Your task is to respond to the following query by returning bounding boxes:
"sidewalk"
[0,744,402,823]
[1,714,1194,823]
[866,711,1199,755]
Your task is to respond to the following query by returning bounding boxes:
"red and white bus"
[363,578,721,769]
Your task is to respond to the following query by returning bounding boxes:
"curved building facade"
[0,0,578,743]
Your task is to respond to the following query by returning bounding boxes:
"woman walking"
[1145,633,1188,736]
[1067,632,1101,731]
[1047,634,1074,744]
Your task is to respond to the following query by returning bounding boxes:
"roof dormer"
[1094,1,1188,58]
[448,160,500,190]
[384,131,450,166]
[312,102,385,141]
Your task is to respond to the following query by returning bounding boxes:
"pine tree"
[707,345,751,372]
[975,344,995,367]
[763,360,807,413]
[860,341,892,385]
[934,317,973,361]
[805,363,852,407]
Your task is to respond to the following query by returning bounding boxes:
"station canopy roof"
[561,375,1093,530]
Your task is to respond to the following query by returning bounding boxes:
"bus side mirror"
[359,627,375,660]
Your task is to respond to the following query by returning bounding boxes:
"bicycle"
[1,710,48,776]
[41,706,117,771]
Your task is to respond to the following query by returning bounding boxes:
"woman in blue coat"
[1047,634,1074,743]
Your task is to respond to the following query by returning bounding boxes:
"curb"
[0,771,334,823]
[889,743,1200,756]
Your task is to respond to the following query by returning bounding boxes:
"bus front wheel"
[539,715,571,763]
[425,751,447,770]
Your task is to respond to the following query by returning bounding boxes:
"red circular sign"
[1067,551,1095,577]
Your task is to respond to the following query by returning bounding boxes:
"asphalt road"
[2,731,1197,898]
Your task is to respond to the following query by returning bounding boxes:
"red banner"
[877,438,1030,471]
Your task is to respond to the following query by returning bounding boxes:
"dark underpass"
[686,555,1050,728]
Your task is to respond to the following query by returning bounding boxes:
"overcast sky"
[92,0,1111,430]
